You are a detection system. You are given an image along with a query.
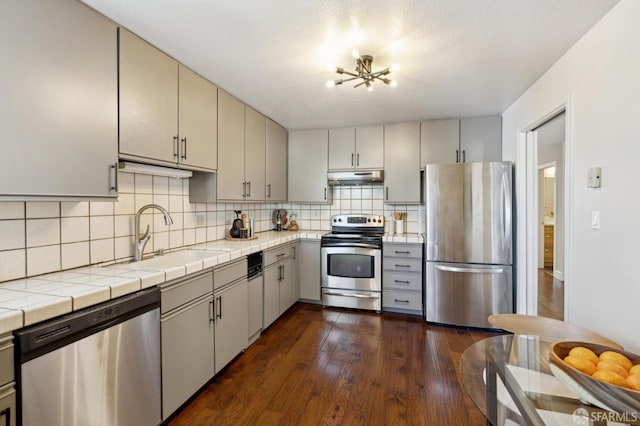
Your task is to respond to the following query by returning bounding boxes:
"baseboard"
[554,270,564,281]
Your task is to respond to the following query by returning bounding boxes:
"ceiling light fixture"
[326,54,398,90]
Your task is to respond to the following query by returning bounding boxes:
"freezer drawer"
[425,262,512,328]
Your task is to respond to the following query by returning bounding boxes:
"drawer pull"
[394,251,411,254]
[394,280,411,284]
[276,253,285,257]
[395,264,411,268]
[394,299,410,303]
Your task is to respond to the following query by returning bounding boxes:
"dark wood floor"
[537,267,564,320]
[168,304,501,426]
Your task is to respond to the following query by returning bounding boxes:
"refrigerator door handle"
[502,171,512,250]
[434,264,505,274]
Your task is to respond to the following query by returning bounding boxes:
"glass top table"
[460,335,640,425]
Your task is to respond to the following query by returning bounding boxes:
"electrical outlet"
[587,167,602,188]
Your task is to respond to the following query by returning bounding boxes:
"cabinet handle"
[357,153,360,166]
[462,150,466,163]
[394,250,410,254]
[394,299,411,304]
[385,187,389,201]
[324,187,327,200]
[247,181,251,197]
[216,296,222,319]
[110,163,118,192]
[173,135,179,158]
[209,300,214,323]
[293,246,297,260]
[394,280,411,284]
[456,149,459,163]
[0,408,10,426]
[181,137,187,160]
[267,183,272,198]
[395,264,412,268]
[276,253,285,257]
[242,182,247,198]
[351,153,354,166]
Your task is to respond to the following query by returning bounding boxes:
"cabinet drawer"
[264,244,292,267]
[214,258,247,290]
[383,258,422,273]
[0,335,13,386]
[383,290,422,311]
[160,271,213,314]
[384,244,422,259]
[383,272,422,291]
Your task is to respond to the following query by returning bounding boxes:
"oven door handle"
[322,242,380,249]
[323,291,380,299]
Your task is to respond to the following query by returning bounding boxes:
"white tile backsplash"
[26,202,60,219]
[27,245,60,276]
[61,217,89,243]
[0,249,26,282]
[90,238,114,264]
[27,219,60,247]
[0,220,25,251]
[90,216,114,240]
[61,202,89,217]
[90,201,114,216]
[135,174,153,194]
[0,202,24,220]
[61,242,90,270]
[153,176,169,195]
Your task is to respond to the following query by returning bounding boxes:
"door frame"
[537,161,557,269]
[515,94,573,320]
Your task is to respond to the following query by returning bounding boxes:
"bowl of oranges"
[549,341,640,413]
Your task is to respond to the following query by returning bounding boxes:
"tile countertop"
[0,231,323,334]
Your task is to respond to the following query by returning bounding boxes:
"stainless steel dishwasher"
[14,287,161,426]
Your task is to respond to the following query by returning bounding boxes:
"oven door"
[321,246,381,292]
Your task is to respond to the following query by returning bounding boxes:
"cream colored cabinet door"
[214,279,248,374]
[263,264,281,329]
[355,125,384,169]
[119,28,178,166]
[421,119,460,165]
[266,119,287,202]
[460,116,502,163]
[244,106,266,201]
[299,240,321,301]
[217,91,246,200]
[328,127,356,170]
[289,129,331,203]
[384,122,421,203]
[177,65,217,171]
[1,0,118,199]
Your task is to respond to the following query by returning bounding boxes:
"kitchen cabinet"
[160,271,215,420]
[263,244,296,328]
[329,125,384,170]
[299,240,321,302]
[291,242,301,303]
[119,29,218,172]
[248,274,263,343]
[1,0,118,200]
[383,122,421,203]
[266,119,288,201]
[383,243,423,315]
[213,258,249,373]
[0,335,15,426]
[421,116,501,165]
[217,91,266,201]
[289,129,332,203]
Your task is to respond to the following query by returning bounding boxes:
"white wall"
[502,0,640,351]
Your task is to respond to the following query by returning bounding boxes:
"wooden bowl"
[549,341,640,413]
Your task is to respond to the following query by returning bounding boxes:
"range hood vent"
[327,170,384,186]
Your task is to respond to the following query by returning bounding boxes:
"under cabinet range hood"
[327,170,384,186]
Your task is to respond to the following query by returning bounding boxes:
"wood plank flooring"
[167,304,502,426]
[537,268,564,320]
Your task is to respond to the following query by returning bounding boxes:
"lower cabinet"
[299,240,321,301]
[214,278,248,373]
[0,383,15,426]
[383,243,423,315]
[0,335,14,426]
[263,244,298,328]
[248,275,264,343]
[160,272,215,420]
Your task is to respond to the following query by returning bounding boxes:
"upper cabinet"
[266,119,288,202]
[328,125,383,170]
[289,130,331,203]
[217,91,266,201]
[119,29,217,172]
[0,0,118,199]
[421,116,501,165]
[384,122,421,204]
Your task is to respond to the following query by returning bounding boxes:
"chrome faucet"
[134,204,173,261]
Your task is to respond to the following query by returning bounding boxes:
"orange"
[569,346,598,364]
[599,351,633,371]
[597,359,629,378]
[630,364,640,376]
[592,369,630,388]
[627,373,640,391]
[563,355,597,375]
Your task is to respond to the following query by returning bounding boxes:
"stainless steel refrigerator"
[425,161,513,328]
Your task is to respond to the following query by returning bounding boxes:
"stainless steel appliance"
[425,161,513,328]
[327,170,384,186]
[15,288,161,426]
[321,214,384,311]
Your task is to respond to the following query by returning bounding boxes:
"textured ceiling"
[82,0,619,130]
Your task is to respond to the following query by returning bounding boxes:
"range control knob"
[338,218,342,222]
[333,218,337,222]
[367,218,371,222]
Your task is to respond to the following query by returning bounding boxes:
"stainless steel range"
[321,214,384,311]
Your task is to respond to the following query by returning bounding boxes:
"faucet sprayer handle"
[141,224,151,241]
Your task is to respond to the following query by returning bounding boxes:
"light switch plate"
[587,167,602,188]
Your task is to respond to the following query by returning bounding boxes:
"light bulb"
[326,80,336,88]
[391,64,400,71]
[367,84,374,92]
[389,80,398,87]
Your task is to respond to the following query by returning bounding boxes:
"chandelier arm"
[353,80,368,88]
[339,70,360,78]
[340,76,361,83]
